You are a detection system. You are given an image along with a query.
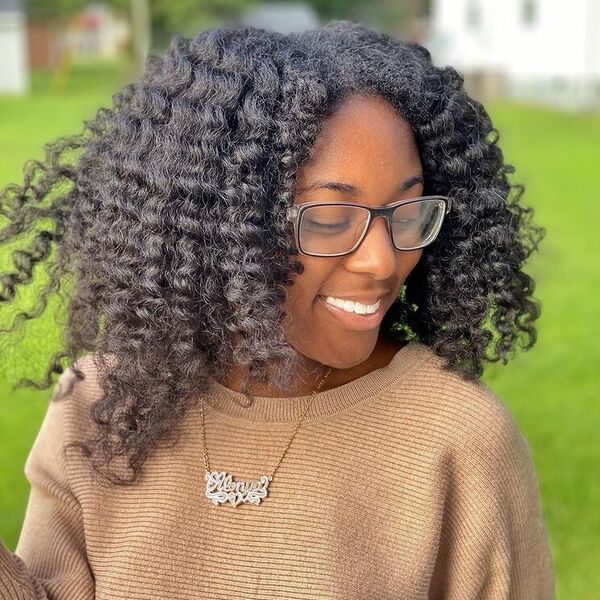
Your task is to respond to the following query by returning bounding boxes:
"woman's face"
[283,93,424,371]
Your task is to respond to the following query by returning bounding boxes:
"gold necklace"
[200,365,334,507]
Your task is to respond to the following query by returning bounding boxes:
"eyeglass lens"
[299,198,446,255]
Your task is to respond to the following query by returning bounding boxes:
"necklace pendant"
[204,470,272,506]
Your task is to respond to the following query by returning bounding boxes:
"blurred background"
[0,1,598,598]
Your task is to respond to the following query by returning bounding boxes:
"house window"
[465,0,481,31]
[522,0,537,25]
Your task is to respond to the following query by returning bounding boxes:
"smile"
[316,295,387,331]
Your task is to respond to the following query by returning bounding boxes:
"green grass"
[0,58,133,548]
[0,59,133,181]
[479,101,600,599]
[0,61,598,598]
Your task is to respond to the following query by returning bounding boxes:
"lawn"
[0,60,598,599]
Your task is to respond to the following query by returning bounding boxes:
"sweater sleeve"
[0,368,95,599]
[428,387,555,600]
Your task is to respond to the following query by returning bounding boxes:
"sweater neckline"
[202,340,430,423]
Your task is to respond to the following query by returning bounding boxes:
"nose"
[343,215,397,276]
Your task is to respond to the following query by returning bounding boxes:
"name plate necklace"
[200,364,334,507]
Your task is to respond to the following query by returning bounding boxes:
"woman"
[0,20,554,599]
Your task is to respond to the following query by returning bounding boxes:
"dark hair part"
[0,20,545,485]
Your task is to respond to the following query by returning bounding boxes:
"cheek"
[283,257,331,314]
[402,248,423,273]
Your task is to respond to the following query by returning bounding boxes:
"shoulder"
[397,342,531,470]
[387,344,545,532]
[46,353,106,440]
[403,349,555,598]
[24,353,104,481]
[51,353,104,401]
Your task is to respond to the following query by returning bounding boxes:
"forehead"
[294,94,422,197]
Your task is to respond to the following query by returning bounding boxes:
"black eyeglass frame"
[285,195,452,257]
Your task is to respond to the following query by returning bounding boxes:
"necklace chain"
[199,365,334,507]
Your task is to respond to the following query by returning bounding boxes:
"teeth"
[324,296,381,315]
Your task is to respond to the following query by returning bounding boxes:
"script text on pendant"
[204,470,272,506]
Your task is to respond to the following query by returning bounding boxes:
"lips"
[319,291,390,305]
[316,295,388,332]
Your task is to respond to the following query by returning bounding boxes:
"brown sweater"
[0,341,555,599]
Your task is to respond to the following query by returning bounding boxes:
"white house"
[427,0,600,112]
[238,2,320,33]
[0,0,28,95]
[68,3,130,60]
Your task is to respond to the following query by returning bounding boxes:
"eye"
[304,219,351,233]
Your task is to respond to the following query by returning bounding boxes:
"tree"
[24,0,128,21]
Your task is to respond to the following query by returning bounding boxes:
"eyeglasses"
[285,195,452,257]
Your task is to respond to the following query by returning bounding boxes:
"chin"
[306,334,379,369]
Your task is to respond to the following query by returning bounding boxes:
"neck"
[217,355,335,399]
[214,334,402,399]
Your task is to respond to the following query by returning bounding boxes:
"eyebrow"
[295,174,424,199]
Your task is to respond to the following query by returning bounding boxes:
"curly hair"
[0,20,545,486]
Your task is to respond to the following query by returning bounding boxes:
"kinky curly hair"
[1,20,544,486]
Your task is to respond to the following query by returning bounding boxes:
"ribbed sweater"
[0,341,555,599]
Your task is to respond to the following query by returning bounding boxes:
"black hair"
[0,20,544,485]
